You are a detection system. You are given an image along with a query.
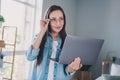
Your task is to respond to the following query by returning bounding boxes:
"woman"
[26,5,82,80]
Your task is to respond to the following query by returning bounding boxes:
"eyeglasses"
[50,17,64,24]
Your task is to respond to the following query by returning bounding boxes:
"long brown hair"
[36,5,67,65]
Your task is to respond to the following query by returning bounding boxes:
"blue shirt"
[26,34,70,80]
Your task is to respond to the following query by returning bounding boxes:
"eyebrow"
[49,17,55,20]
[50,16,63,19]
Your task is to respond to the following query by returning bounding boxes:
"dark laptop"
[58,35,104,65]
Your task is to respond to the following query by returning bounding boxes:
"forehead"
[49,10,63,18]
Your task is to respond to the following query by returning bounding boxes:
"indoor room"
[0,0,120,80]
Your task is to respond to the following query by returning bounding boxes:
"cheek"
[61,21,64,25]
[50,24,54,29]
[50,24,55,31]
[61,23,64,26]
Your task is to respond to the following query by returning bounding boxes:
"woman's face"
[49,10,64,34]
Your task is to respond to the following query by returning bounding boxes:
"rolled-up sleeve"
[26,34,40,61]
[26,45,40,61]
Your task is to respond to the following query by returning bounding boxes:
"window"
[0,0,43,79]
[1,0,43,50]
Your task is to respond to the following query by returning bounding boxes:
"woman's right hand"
[40,19,50,33]
[32,19,50,49]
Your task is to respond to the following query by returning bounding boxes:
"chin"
[54,29,62,33]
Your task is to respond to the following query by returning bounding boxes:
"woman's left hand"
[67,57,82,73]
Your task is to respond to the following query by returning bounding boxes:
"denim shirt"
[26,34,70,80]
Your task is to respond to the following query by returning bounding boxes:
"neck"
[51,32,58,41]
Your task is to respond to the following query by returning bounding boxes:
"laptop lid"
[58,35,104,65]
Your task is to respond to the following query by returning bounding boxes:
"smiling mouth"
[55,27,61,29]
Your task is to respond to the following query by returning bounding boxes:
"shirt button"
[54,75,56,77]
[50,47,52,49]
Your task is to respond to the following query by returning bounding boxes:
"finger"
[40,20,46,26]
[69,62,74,67]
[73,60,81,70]
[70,58,81,70]
[70,62,76,70]
[74,57,80,62]
[41,19,50,28]
[79,64,83,68]
[41,19,50,24]
[77,57,81,61]
[46,19,50,25]
[69,64,77,71]
[68,62,75,71]
[74,58,80,65]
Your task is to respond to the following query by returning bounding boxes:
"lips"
[55,27,61,29]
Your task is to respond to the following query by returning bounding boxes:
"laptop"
[58,35,104,65]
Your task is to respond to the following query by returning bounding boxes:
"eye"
[50,18,56,22]
[59,17,64,21]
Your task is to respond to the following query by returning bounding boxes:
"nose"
[56,19,61,25]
